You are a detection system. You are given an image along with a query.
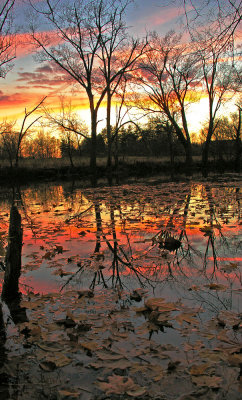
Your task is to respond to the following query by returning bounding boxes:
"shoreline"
[0,158,240,186]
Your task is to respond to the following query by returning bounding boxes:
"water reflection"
[0,179,241,316]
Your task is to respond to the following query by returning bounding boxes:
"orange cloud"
[13,30,64,58]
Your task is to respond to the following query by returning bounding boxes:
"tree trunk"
[106,91,112,170]
[68,141,74,169]
[202,126,213,169]
[234,107,241,171]
[0,303,5,342]
[114,130,119,170]
[90,110,97,181]
[184,141,193,172]
[169,116,193,170]
[2,205,23,302]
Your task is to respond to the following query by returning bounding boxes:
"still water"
[0,175,241,399]
[0,175,241,313]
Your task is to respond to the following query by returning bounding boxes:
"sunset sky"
[0,0,240,133]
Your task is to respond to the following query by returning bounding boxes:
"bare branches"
[44,98,89,140]
[175,0,241,52]
[0,0,15,77]
[29,0,138,176]
[0,97,46,167]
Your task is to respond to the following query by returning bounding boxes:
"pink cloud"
[15,62,74,91]
[136,7,180,28]
[13,30,64,58]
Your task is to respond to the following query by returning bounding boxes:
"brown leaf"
[221,263,238,273]
[175,313,198,325]
[44,353,72,368]
[80,341,100,352]
[96,351,124,361]
[189,363,212,376]
[127,387,147,397]
[192,375,222,388]
[97,375,141,395]
[57,390,80,399]
[39,361,56,371]
[204,283,227,291]
[37,342,63,352]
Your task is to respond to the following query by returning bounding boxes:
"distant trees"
[200,107,241,166]
[23,129,60,159]
[0,97,46,167]
[0,120,16,166]
[232,104,241,169]
[44,99,89,167]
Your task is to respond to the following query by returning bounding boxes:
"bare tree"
[196,34,240,169]
[0,97,46,167]
[44,98,89,141]
[97,1,148,169]
[136,31,200,169]
[28,0,142,178]
[164,0,241,51]
[0,0,15,77]
[14,97,46,167]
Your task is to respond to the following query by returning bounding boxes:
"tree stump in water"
[2,205,23,302]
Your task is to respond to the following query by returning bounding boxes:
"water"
[0,177,241,310]
[0,175,241,399]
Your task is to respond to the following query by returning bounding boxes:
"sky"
[0,0,240,134]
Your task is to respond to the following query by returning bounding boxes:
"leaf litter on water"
[0,179,241,399]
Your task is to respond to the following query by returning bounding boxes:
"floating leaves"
[0,180,241,399]
[97,375,146,397]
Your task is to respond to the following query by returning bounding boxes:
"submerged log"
[2,205,23,302]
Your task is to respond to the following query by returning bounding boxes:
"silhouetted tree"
[137,31,200,169]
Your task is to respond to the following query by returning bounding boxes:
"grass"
[0,155,238,184]
[0,155,197,169]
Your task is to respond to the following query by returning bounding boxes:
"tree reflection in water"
[0,180,240,311]
[0,179,241,398]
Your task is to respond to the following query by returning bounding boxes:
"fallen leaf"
[189,363,212,376]
[97,375,142,395]
[221,263,238,273]
[37,342,63,352]
[192,375,222,388]
[80,341,100,352]
[204,283,227,291]
[57,390,79,399]
[39,361,56,371]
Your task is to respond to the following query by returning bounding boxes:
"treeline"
[0,0,241,177]
[0,115,239,169]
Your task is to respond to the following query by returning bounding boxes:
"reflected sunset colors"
[0,177,241,314]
